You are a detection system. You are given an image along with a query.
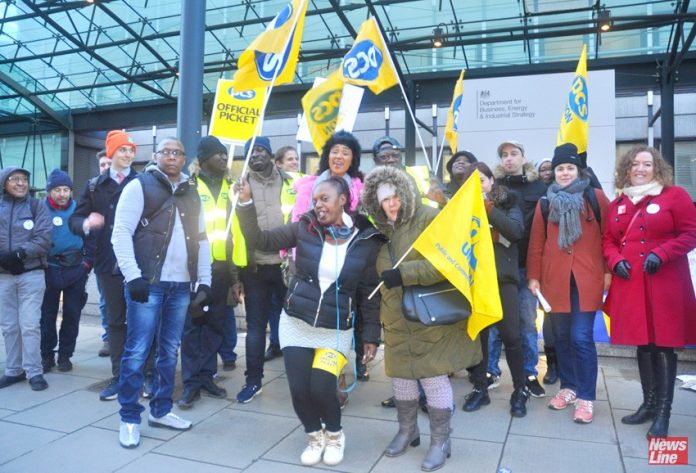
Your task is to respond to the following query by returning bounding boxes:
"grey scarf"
[546,177,590,250]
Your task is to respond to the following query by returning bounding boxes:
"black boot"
[421,407,452,471]
[543,346,558,385]
[462,388,490,412]
[647,350,677,438]
[622,348,656,425]
[384,399,421,457]
[510,387,529,418]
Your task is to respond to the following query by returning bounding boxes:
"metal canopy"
[1,0,694,132]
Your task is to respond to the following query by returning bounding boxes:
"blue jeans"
[488,268,539,377]
[118,281,190,424]
[218,305,238,362]
[95,275,109,342]
[240,264,285,385]
[268,299,281,347]
[550,278,597,401]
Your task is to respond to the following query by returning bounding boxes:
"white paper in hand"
[536,290,552,313]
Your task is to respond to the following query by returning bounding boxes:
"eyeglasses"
[157,149,186,157]
[7,175,28,184]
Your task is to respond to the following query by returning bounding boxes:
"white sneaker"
[323,430,345,466]
[148,412,192,431]
[300,430,326,466]
[119,422,140,449]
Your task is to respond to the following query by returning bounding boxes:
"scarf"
[309,170,354,210]
[622,180,663,204]
[48,196,71,210]
[546,177,590,250]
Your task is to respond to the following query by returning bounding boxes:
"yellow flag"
[340,17,398,95]
[301,70,344,154]
[445,70,465,153]
[209,80,266,142]
[557,44,588,153]
[233,0,308,91]
[412,170,503,339]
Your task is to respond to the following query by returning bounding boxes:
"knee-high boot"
[622,348,656,424]
[421,407,451,472]
[384,399,420,457]
[647,350,677,438]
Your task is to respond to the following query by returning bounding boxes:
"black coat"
[69,169,138,275]
[236,204,385,344]
[487,185,524,285]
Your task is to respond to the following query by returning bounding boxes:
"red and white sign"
[648,437,688,465]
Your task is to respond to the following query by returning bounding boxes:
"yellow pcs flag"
[340,17,398,95]
[412,170,503,339]
[557,44,588,154]
[445,70,465,154]
[301,70,344,154]
[233,0,308,91]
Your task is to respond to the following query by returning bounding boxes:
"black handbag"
[387,243,471,326]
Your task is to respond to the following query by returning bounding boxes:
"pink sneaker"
[574,400,594,423]
[548,389,577,410]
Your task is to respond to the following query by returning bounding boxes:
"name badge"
[647,203,660,214]
[618,205,626,215]
[53,216,63,226]
[23,220,34,230]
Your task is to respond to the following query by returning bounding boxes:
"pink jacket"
[291,175,364,223]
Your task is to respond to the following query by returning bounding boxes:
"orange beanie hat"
[105,130,136,158]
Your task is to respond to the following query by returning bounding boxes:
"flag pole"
[434,133,448,177]
[372,19,432,172]
[367,243,415,300]
[224,0,307,236]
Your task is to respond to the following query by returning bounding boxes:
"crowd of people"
[0,128,694,471]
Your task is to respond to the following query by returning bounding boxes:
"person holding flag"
[527,144,610,424]
[459,163,529,418]
[362,166,481,472]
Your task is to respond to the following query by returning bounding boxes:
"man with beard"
[232,136,296,403]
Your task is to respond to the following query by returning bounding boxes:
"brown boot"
[384,399,420,457]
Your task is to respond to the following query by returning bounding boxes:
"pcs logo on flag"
[568,75,588,121]
[254,3,295,81]
[343,40,384,81]
[451,95,462,132]
[310,90,341,124]
[228,88,256,100]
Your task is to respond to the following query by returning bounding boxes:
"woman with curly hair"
[603,145,696,438]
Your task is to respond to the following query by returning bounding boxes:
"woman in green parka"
[362,166,481,472]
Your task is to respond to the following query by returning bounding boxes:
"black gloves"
[0,250,25,275]
[643,252,662,275]
[127,277,150,303]
[189,284,212,326]
[381,269,403,289]
[613,260,632,280]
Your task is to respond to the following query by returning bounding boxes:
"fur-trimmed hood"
[493,161,539,183]
[362,166,418,234]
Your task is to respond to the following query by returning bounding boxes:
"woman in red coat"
[527,144,610,424]
[603,145,696,438]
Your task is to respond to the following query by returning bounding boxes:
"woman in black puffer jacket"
[459,162,530,418]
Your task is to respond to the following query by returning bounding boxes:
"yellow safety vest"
[232,176,296,267]
[406,166,439,208]
[197,177,230,262]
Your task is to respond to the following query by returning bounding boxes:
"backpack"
[539,187,601,237]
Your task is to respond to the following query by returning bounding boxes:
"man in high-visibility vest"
[372,136,440,209]
[178,136,243,410]
[232,136,296,404]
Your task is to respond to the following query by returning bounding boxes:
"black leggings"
[284,346,342,433]
[470,282,526,390]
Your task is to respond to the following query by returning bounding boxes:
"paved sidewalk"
[1,315,694,473]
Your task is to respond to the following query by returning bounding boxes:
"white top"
[317,230,356,295]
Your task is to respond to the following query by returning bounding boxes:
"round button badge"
[23,220,34,230]
[646,203,660,214]
[53,216,63,226]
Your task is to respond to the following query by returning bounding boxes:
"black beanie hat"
[551,143,581,170]
[46,169,73,191]
[197,136,227,163]
[446,150,478,176]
